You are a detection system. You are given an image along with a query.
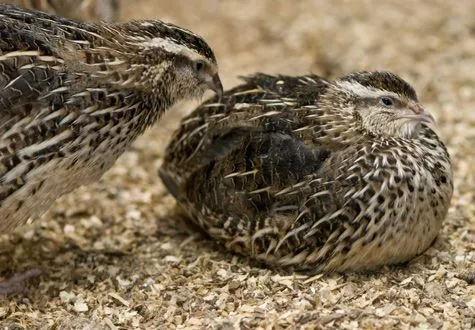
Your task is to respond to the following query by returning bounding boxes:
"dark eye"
[193,60,205,72]
[380,97,394,107]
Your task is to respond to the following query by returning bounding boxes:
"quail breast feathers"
[0,4,222,231]
[160,71,453,272]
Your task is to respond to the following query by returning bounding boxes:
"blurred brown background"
[125,1,474,96]
[1,1,474,328]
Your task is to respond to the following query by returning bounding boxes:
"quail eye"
[380,97,394,108]
[193,60,206,72]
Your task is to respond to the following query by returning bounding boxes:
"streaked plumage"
[4,0,121,22]
[160,72,453,272]
[0,4,222,232]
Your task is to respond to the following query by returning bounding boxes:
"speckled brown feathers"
[160,72,453,272]
[0,5,221,231]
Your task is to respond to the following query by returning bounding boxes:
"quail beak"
[400,103,437,126]
[205,73,223,97]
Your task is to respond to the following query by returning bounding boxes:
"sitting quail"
[0,4,221,293]
[160,71,453,272]
[4,0,121,22]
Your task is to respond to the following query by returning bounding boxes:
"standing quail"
[0,4,222,293]
[4,0,121,22]
[160,71,453,273]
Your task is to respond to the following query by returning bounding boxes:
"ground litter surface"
[0,0,474,329]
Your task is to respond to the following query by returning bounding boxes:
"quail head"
[160,71,453,273]
[4,0,121,22]
[0,4,222,232]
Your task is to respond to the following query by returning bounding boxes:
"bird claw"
[0,269,42,296]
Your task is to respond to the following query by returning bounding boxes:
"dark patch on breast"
[246,132,331,186]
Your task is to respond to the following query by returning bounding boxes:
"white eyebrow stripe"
[133,37,193,55]
[336,81,399,99]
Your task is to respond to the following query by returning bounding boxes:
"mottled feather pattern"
[161,73,453,272]
[164,74,332,177]
[0,5,221,231]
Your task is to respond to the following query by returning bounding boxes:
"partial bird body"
[0,4,222,232]
[160,72,453,272]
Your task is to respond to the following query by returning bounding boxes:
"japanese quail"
[0,4,222,232]
[160,71,453,272]
[0,3,222,294]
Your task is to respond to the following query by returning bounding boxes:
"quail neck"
[0,5,222,231]
[160,71,453,272]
